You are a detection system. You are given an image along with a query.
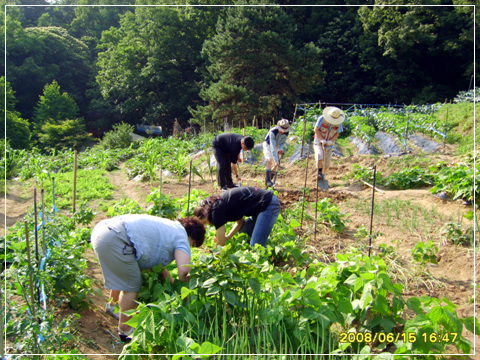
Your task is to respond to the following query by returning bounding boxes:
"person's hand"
[326,140,333,146]
[320,139,327,145]
[236,174,241,181]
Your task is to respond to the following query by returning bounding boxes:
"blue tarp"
[136,124,162,135]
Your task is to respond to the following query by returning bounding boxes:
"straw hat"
[277,119,290,131]
[323,107,345,125]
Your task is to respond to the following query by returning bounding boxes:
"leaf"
[181,287,193,300]
[289,218,301,228]
[406,297,424,315]
[373,294,390,315]
[202,277,218,288]
[198,341,223,355]
[224,289,239,306]
[248,278,261,297]
[303,287,322,307]
[463,316,480,335]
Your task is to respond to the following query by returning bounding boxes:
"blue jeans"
[240,195,281,247]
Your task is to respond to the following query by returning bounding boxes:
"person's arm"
[215,225,227,246]
[269,131,278,163]
[314,124,324,142]
[160,268,174,284]
[174,249,191,283]
[225,218,245,241]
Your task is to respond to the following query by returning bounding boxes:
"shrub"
[99,122,135,149]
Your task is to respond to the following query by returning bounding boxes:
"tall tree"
[96,6,218,133]
[1,76,31,149]
[358,1,475,103]
[6,24,90,120]
[191,2,322,129]
[33,80,93,150]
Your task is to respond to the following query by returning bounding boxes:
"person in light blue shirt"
[91,215,205,342]
[263,119,290,186]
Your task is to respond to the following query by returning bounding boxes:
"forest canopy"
[2,0,477,147]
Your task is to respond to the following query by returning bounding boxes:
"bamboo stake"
[159,153,163,215]
[72,150,78,213]
[368,166,377,258]
[314,172,319,242]
[300,146,310,229]
[300,113,307,158]
[24,221,36,318]
[34,188,39,263]
[187,160,193,215]
[292,104,298,123]
[360,180,384,194]
[0,286,3,360]
[41,189,46,254]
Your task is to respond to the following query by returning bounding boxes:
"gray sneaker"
[105,303,119,320]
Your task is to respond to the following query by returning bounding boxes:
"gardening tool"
[270,154,282,188]
[317,142,329,191]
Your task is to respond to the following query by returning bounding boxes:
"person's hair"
[242,136,254,150]
[193,194,222,224]
[177,216,206,247]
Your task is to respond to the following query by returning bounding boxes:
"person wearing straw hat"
[263,119,290,187]
[314,107,345,189]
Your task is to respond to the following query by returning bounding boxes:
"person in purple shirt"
[212,133,254,190]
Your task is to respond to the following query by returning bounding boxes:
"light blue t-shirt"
[117,215,191,270]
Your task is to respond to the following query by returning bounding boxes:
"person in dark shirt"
[194,186,280,248]
[212,133,254,190]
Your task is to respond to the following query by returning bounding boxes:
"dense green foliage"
[2,1,476,146]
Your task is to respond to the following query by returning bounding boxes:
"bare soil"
[3,148,479,359]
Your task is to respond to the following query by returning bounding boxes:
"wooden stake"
[24,221,36,318]
[187,160,193,214]
[159,153,163,214]
[34,188,39,263]
[41,189,46,253]
[72,150,78,213]
[368,166,377,257]
[360,180,384,194]
[300,147,310,229]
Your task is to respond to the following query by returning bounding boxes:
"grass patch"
[42,169,115,209]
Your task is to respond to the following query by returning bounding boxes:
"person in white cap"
[263,119,290,187]
[314,107,345,185]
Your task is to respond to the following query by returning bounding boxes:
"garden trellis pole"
[300,144,310,229]
[368,165,377,258]
[72,150,78,213]
[300,113,307,158]
[159,153,163,214]
[41,189,46,254]
[34,188,39,263]
[187,159,192,214]
[314,171,320,242]
[0,287,3,360]
[24,221,36,318]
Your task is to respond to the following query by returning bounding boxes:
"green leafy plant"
[99,122,135,149]
[384,166,434,190]
[442,222,474,247]
[411,240,438,265]
[314,198,350,233]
